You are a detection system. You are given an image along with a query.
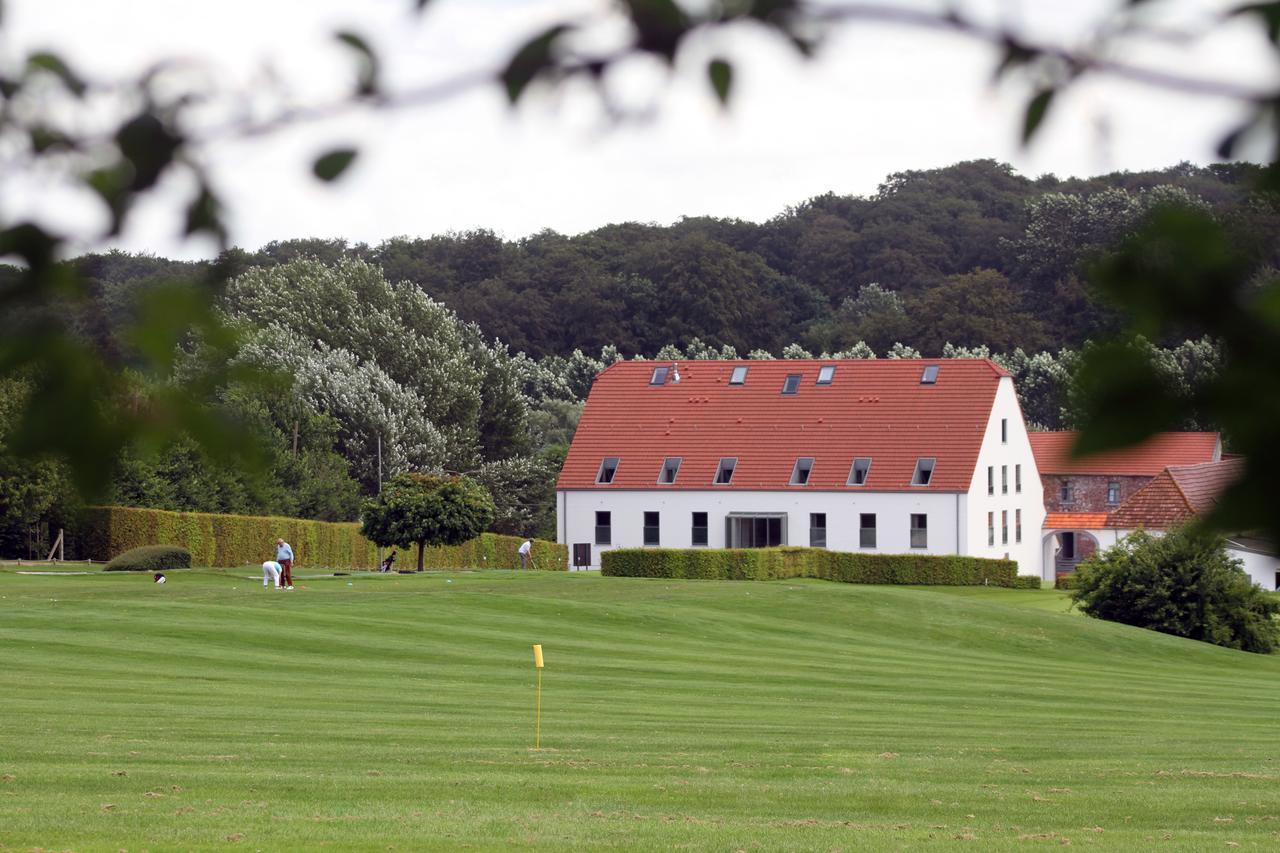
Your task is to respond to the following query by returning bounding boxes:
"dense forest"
[1,159,1275,557]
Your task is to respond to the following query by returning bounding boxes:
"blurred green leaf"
[708,58,733,106]
[336,31,380,96]
[1232,2,1280,44]
[184,183,227,246]
[1022,88,1054,144]
[500,25,570,104]
[313,148,358,182]
[27,51,86,96]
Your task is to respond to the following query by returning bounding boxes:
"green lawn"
[1,569,1277,850]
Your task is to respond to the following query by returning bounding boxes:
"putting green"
[1,569,1277,850]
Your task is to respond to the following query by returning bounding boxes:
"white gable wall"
[965,376,1045,577]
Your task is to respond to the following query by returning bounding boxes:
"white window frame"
[658,457,681,485]
[714,457,737,485]
[816,365,836,385]
[911,457,936,486]
[848,457,872,486]
[790,457,815,486]
[729,365,748,385]
[596,457,620,485]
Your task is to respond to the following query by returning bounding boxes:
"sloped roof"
[1028,431,1219,476]
[1044,512,1110,530]
[1106,457,1245,529]
[558,359,1010,492]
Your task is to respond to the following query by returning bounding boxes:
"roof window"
[911,457,936,486]
[790,457,815,486]
[781,374,802,395]
[816,365,836,385]
[848,457,871,486]
[596,457,619,484]
[650,366,669,385]
[920,365,939,385]
[729,366,748,385]
[658,457,681,485]
[714,458,737,485]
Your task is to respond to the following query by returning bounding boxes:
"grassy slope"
[1,570,1277,851]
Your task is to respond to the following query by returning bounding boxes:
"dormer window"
[649,366,669,385]
[790,457,814,485]
[658,457,681,484]
[920,365,939,384]
[848,457,871,486]
[911,457,936,486]
[781,374,801,395]
[596,457,620,484]
[816,365,835,385]
[714,458,736,485]
[729,366,748,385]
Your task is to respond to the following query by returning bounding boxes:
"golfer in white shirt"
[262,560,282,589]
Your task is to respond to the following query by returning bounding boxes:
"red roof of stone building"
[1044,512,1110,530]
[1106,458,1245,529]
[558,359,1012,492]
[1028,431,1219,476]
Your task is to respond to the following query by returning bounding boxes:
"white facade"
[1226,542,1279,590]
[557,375,1046,577]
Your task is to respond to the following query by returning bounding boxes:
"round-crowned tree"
[1071,527,1279,654]
[360,472,496,572]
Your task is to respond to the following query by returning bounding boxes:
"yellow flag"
[532,644,544,669]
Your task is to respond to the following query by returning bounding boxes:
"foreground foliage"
[1,571,1277,849]
[1071,528,1280,653]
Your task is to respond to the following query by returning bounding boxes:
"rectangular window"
[729,365,748,385]
[643,511,660,547]
[691,512,708,547]
[1001,510,1009,545]
[910,514,928,549]
[594,511,611,546]
[658,457,681,484]
[649,366,669,385]
[790,457,814,486]
[1060,480,1074,503]
[988,511,995,547]
[987,466,994,496]
[1015,464,1022,493]
[1107,481,1121,504]
[596,457,619,484]
[859,513,876,548]
[920,365,939,384]
[781,373,802,395]
[725,514,786,548]
[816,365,835,385]
[1001,465,1008,495]
[911,458,936,486]
[1016,509,1022,544]
[809,513,827,548]
[714,457,736,485]
[1001,418,1008,444]
[849,457,871,486]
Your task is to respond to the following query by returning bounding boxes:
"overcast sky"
[2,0,1276,259]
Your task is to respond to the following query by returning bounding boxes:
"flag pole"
[532,644,545,750]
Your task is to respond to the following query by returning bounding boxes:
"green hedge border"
[601,546,1021,586]
[79,506,566,571]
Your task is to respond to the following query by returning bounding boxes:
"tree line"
[0,159,1269,557]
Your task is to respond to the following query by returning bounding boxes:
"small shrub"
[105,545,192,572]
[1011,575,1043,589]
[1071,527,1280,654]
[1055,573,1079,590]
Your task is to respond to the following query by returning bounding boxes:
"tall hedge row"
[601,546,1019,586]
[78,506,566,570]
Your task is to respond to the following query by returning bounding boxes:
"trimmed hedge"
[1010,575,1043,589]
[79,506,567,571]
[601,546,1019,586]
[104,545,192,572]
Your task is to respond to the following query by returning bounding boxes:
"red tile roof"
[1106,458,1244,529]
[1044,512,1110,530]
[558,359,1010,492]
[1028,431,1219,476]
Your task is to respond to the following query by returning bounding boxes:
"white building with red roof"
[556,358,1046,577]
